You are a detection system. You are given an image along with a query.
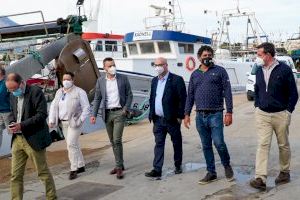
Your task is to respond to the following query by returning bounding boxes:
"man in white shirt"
[91,57,133,179]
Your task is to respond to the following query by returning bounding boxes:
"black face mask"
[201,57,214,67]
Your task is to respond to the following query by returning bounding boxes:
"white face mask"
[63,80,73,89]
[154,66,164,75]
[255,57,265,66]
[107,66,116,75]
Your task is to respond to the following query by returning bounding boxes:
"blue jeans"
[195,111,230,174]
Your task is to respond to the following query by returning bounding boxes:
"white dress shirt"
[106,76,121,109]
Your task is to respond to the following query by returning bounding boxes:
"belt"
[60,119,68,121]
[156,116,165,120]
[106,107,122,112]
[197,110,220,115]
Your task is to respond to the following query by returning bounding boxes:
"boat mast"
[82,0,101,33]
[144,0,184,32]
[216,0,267,51]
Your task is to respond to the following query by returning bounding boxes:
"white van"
[246,56,298,101]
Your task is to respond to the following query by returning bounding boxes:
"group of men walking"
[0,42,298,199]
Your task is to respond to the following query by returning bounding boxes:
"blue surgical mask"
[13,88,23,97]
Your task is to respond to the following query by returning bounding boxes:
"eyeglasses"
[61,93,66,101]
[153,63,165,67]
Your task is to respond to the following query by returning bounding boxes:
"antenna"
[76,0,85,16]
[144,0,184,31]
[150,5,167,16]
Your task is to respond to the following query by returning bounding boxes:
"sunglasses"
[61,93,66,101]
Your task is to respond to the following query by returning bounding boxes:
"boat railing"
[0,11,50,41]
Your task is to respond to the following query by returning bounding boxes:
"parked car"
[246,56,298,101]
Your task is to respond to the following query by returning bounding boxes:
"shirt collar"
[106,74,117,81]
[263,59,279,70]
[158,72,169,81]
[198,65,215,73]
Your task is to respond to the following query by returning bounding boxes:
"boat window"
[95,41,103,51]
[122,45,127,58]
[128,44,138,55]
[158,42,171,53]
[140,42,155,54]
[105,41,118,52]
[178,43,194,54]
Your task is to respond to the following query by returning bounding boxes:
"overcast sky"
[1,0,300,42]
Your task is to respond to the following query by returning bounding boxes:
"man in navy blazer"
[145,57,187,178]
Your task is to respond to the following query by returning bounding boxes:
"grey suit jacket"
[92,73,133,121]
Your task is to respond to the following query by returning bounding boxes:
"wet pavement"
[1,93,300,199]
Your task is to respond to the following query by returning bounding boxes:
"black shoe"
[145,169,162,178]
[174,166,182,174]
[69,171,77,180]
[198,172,217,185]
[224,165,234,181]
[249,178,266,190]
[77,167,85,174]
[275,171,290,185]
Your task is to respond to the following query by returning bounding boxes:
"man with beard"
[184,45,234,184]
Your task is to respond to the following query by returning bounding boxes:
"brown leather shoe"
[249,178,266,190]
[110,166,125,175]
[275,171,290,185]
[116,169,124,179]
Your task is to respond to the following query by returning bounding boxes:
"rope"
[28,50,44,67]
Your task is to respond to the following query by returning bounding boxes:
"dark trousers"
[153,117,182,172]
[195,111,231,174]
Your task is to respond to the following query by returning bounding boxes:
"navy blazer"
[149,72,187,122]
[254,61,298,113]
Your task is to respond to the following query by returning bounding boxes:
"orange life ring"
[185,56,196,71]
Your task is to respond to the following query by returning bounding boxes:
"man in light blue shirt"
[145,57,187,178]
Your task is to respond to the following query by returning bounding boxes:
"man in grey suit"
[90,57,133,179]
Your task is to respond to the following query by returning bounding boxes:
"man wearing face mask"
[49,72,90,180]
[250,42,298,190]
[0,67,10,149]
[6,73,56,200]
[145,57,187,178]
[91,57,133,179]
[184,45,234,184]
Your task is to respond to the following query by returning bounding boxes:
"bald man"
[6,73,56,200]
[145,57,187,178]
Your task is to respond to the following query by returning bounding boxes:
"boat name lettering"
[133,31,153,41]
